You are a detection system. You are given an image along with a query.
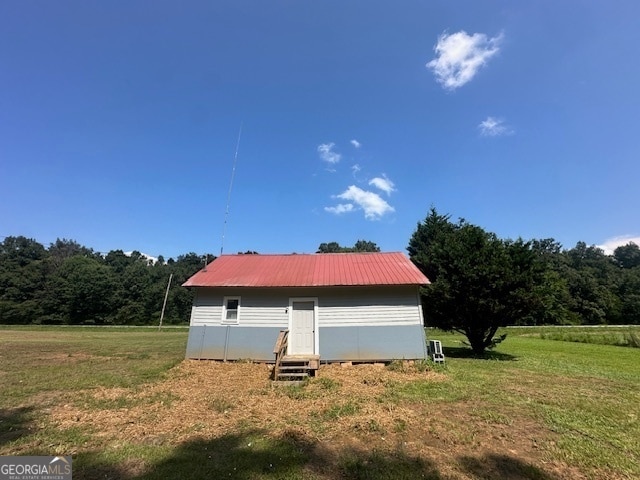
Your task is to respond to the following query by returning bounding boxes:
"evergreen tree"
[408,209,545,354]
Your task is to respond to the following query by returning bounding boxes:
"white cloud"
[351,139,361,149]
[427,30,503,91]
[317,143,341,164]
[597,235,640,255]
[351,164,361,175]
[333,185,395,220]
[479,116,512,137]
[368,175,395,196]
[324,203,354,215]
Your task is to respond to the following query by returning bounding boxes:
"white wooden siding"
[190,305,222,325]
[190,288,288,327]
[189,289,222,325]
[318,288,420,327]
[188,286,422,328]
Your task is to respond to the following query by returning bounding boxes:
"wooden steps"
[274,355,320,382]
[272,330,320,382]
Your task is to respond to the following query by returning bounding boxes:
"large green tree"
[48,256,117,324]
[562,242,621,324]
[613,242,640,324]
[408,209,544,354]
[524,238,575,325]
[614,242,640,269]
[0,236,47,324]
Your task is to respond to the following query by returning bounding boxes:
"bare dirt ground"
[37,360,592,479]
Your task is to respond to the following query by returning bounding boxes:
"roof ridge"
[218,251,406,257]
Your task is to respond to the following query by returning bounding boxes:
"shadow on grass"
[340,449,441,480]
[0,406,34,447]
[458,453,557,480]
[74,429,442,480]
[443,346,518,361]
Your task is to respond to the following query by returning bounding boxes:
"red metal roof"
[182,252,429,288]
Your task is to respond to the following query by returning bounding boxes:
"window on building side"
[222,297,240,324]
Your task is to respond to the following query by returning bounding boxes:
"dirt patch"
[40,361,588,479]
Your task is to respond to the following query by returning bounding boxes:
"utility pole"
[158,273,173,331]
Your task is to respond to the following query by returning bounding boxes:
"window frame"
[221,296,241,324]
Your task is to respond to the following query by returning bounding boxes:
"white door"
[289,300,315,355]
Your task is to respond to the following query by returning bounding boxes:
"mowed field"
[1,326,639,480]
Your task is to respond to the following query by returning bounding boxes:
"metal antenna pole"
[220,123,243,258]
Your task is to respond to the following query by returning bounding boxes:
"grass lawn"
[1,326,639,479]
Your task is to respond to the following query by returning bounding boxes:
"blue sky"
[1,1,639,259]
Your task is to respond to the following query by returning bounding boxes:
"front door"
[289,300,316,355]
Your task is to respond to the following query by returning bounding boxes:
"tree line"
[317,240,381,253]
[2,212,639,343]
[0,236,213,325]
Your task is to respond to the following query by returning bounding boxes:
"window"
[222,296,240,324]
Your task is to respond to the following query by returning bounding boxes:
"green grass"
[539,328,640,348]
[317,401,360,421]
[1,325,639,479]
[276,376,341,400]
[500,325,640,347]
[423,328,640,477]
[0,327,187,408]
[73,430,318,480]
